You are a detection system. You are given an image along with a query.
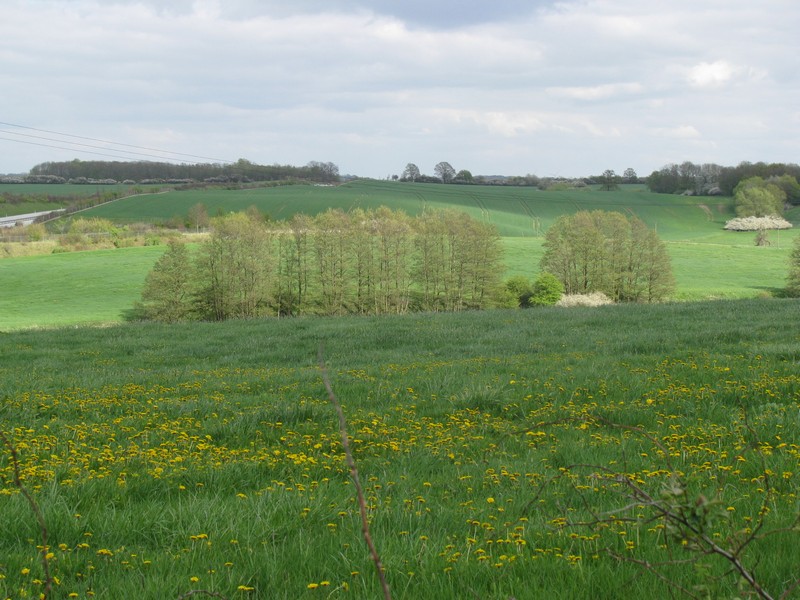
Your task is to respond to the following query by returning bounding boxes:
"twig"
[1,430,53,599]
[318,346,391,600]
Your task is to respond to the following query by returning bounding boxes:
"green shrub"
[504,275,533,307]
[529,271,563,306]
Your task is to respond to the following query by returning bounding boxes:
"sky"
[1,0,799,178]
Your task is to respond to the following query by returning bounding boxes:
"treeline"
[646,160,800,199]
[26,158,340,184]
[136,207,505,322]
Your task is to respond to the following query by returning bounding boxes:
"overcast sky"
[1,0,799,178]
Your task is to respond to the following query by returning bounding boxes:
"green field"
[1,180,798,330]
[82,181,740,239]
[1,300,799,599]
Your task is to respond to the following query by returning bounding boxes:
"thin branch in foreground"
[1,430,54,599]
[318,347,391,600]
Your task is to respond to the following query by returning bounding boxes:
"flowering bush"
[723,215,792,231]
[556,292,613,307]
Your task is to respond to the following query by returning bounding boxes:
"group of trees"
[400,162,472,184]
[28,159,340,184]
[137,207,505,322]
[646,160,800,199]
[540,210,675,303]
[733,176,792,218]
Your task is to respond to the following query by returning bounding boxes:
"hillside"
[78,180,738,239]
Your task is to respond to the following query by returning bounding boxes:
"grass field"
[1,300,799,599]
[1,234,795,331]
[78,181,739,239]
[1,179,797,330]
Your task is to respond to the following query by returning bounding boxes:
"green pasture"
[1,300,799,598]
[1,235,797,330]
[0,246,165,329]
[81,180,737,239]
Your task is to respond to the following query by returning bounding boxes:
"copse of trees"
[733,177,787,218]
[27,158,340,184]
[540,210,674,303]
[646,160,800,199]
[136,207,506,322]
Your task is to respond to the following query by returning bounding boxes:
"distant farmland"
[79,180,740,239]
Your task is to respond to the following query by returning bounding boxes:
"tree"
[529,272,563,306]
[599,169,619,191]
[135,241,194,322]
[540,210,674,302]
[623,168,638,183]
[402,163,420,182]
[734,177,786,217]
[786,237,800,297]
[454,169,473,184]
[434,162,456,184]
[195,212,274,320]
[187,203,209,233]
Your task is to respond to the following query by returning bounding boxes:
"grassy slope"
[1,301,799,598]
[0,246,164,329]
[84,181,735,239]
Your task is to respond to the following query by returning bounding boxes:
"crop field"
[79,181,739,239]
[1,300,799,599]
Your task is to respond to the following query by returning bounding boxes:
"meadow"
[1,300,799,599]
[1,180,798,330]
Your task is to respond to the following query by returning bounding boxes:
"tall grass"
[1,300,799,598]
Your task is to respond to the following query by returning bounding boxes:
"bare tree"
[434,162,456,184]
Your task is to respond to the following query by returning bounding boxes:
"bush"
[529,272,563,306]
[504,275,533,307]
[723,216,792,231]
[556,292,613,307]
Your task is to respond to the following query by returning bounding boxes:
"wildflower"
[307,583,319,589]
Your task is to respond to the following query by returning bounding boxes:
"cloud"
[1,0,799,177]
[652,125,701,139]
[687,61,737,88]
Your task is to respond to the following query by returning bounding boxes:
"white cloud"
[0,0,799,177]
[687,61,737,88]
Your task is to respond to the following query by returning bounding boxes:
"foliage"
[133,240,193,322]
[646,162,723,195]
[786,236,800,297]
[734,177,786,217]
[504,275,533,307]
[401,163,420,182]
[187,203,209,232]
[28,158,341,184]
[599,169,619,191]
[556,291,613,306]
[528,271,563,306]
[540,210,675,302]
[724,215,792,231]
[140,207,506,321]
[433,162,456,184]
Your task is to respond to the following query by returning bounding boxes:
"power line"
[0,120,233,164]
[0,129,203,163]
[0,136,186,162]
